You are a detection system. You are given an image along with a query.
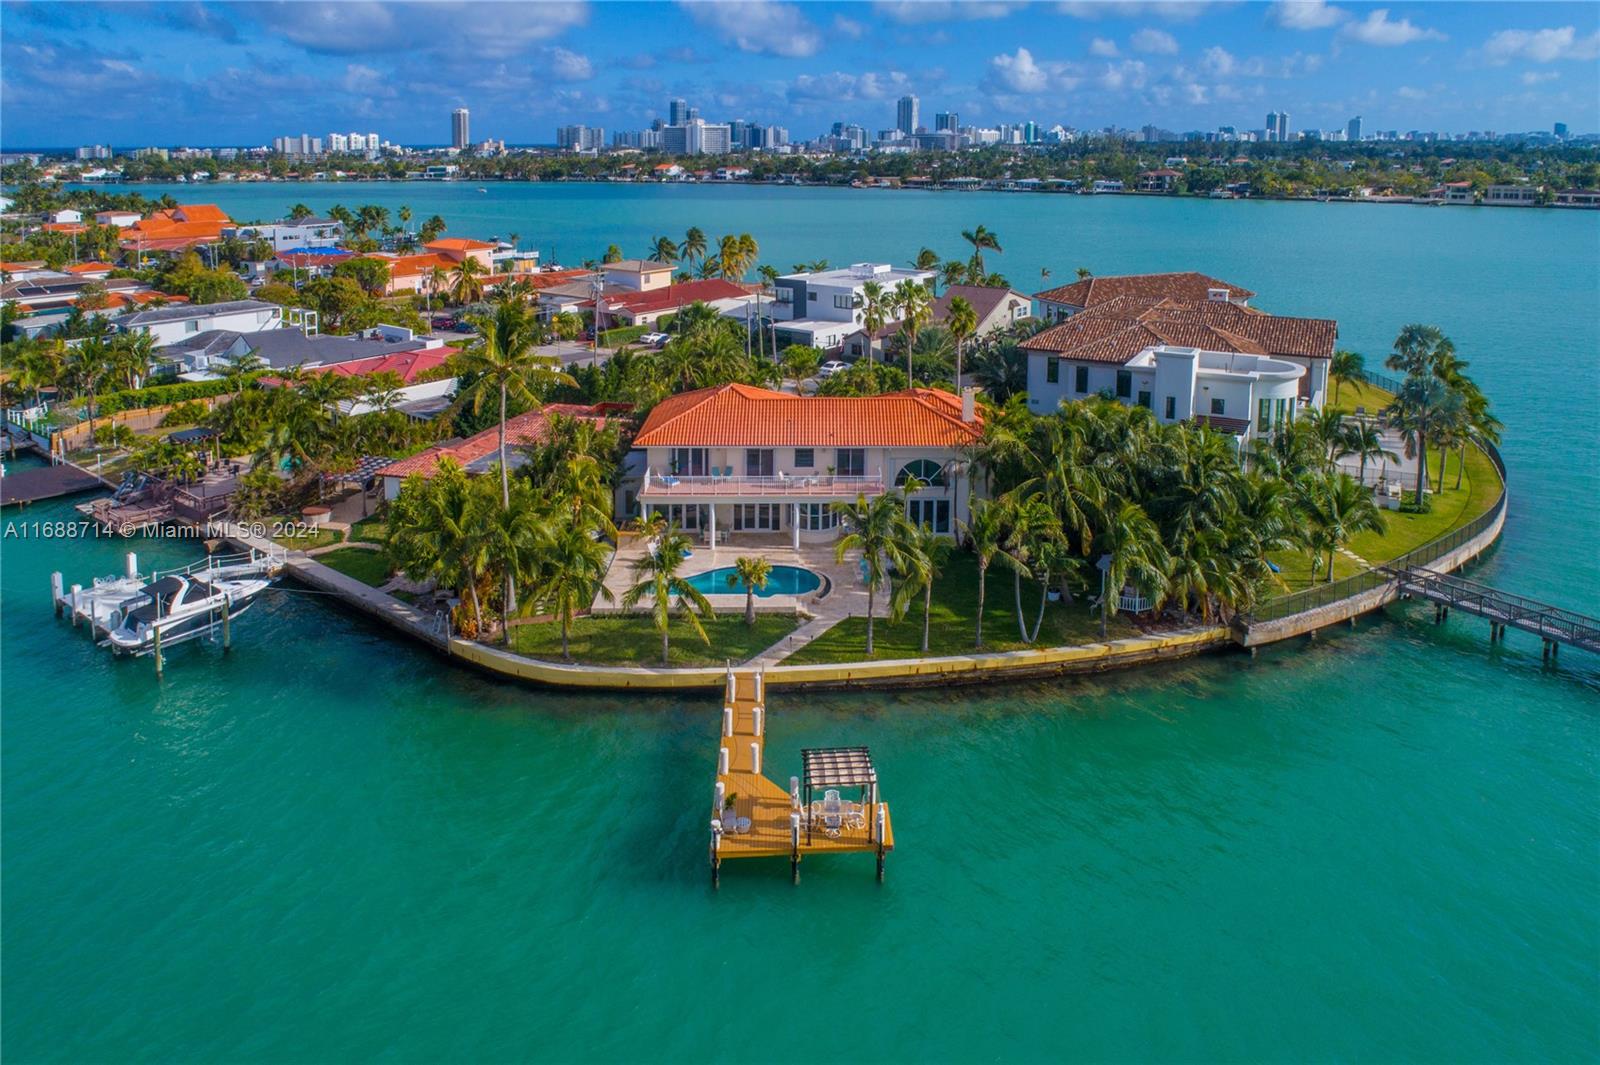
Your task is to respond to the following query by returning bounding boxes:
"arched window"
[895,459,946,487]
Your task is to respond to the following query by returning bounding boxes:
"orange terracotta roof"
[1021,297,1335,363]
[65,261,115,274]
[42,222,87,234]
[307,347,457,385]
[518,269,596,290]
[424,238,495,251]
[1033,271,1254,308]
[376,403,622,479]
[632,383,981,449]
[368,252,458,279]
[173,204,231,223]
[604,279,751,316]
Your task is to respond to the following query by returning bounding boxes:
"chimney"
[961,386,976,423]
[1207,287,1230,303]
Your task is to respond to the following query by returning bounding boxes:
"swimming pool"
[685,564,823,597]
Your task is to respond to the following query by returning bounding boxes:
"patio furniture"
[820,789,843,838]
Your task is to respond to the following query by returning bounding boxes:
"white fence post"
[750,741,761,776]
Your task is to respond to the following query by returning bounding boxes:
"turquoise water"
[686,564,822,597]
[6,187,1599,1062]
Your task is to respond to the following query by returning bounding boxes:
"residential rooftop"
[121,299,279,326]
[632,383,981,449]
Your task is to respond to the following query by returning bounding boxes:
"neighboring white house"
[47,208,83,224]
[770,262,935,352]
[94,210,143,227]
[119,299,284,346]
[631,382,982,545]
[1021,286,1336,439]
[1484,184,1539,207]
[225,217,344,251]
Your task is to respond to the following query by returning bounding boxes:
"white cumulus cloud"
[1056,1,1216,21]
[875,1,1021,23]
[989,46,1050,92]
[1482,26,1600,64]
[1521,70,1561,85]
[1130,27,1178,53]
[1089,36,1120,56]
[1269,0,1347,30]
[682,1,821,57]
[1339,8,1445,47]
[1199,45,1235,75]
[546,47,592,81]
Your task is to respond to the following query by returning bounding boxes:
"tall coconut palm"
[892,278,933,382]
[426,263,450,314]
[1305,405,1350,466]
[832,488,917,656]
[648,235,679,263]
[960,224,1002,275]
[1329,349,1364,404]
[1002,490,1057,642]
[64,336,112,446]
[622,526,714,666]
[958,496,1021,650]
[681,227,707,267]
[457,301,572,510]
[1386,323,1453,380]
[727,556,772,626]
[535,513,615,660]
[890,520,953,654]
[451,256,487,305]
[1386,374,1448,507]
[946,294,978,391]
[479,480,548,644]
[110,330,157,390]
[1298,470,1386,582]
[859,279,889,363]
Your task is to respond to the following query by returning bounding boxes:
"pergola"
[321,455,394,515]
[801,746,880,846]
[167,426,220,464]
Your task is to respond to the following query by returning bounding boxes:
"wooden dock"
[710,668,893,885]
[1,462,107,506]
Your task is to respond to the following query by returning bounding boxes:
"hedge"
[599,324,648,347]
[95,376,259,416]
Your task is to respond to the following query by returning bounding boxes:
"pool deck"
[593,536,886,627]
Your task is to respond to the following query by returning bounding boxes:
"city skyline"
[1,0,1597,147]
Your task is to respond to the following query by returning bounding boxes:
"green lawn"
[1348,444,1500,563]
[785,551,1138,665]
[1266,547,1364,592]
[315,546,393,587]
[1327,377,1394,416]
[348,514,388,544]
[271,524,344,549]
[509,613,801,667]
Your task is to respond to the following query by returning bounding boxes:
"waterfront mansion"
[631,383,982,546]
[769,262,936,352]
[1022,272,1336,440]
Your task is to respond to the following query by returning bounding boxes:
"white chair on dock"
[820,790,844,838]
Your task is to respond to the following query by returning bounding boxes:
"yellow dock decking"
[711,670,893,881]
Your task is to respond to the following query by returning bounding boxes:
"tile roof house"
[1033,272,1254,320]
[120,204,234,254]
[930,284,1034,337]
[1020,291,1336,439]
[375,402,626,498]
[601,278,759,328]
[633,383,981,544]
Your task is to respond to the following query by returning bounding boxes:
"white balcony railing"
[640,467,886,498]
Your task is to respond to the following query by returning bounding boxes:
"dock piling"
[722,706,733,736]
[153,624,164,676]
[125,552,138,580]
[51,572,63,616]
[718,747,729,775]
[714,780,725,814]
[749,741,761,776]
[69,584,82,627]
[222,595,231,651]
[790,813,801,885]
[752,706,763,736]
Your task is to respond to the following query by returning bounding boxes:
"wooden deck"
[0,463,107,506]
[711,670,892,877]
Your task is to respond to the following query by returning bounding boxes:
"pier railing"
[1245,437,1507,624]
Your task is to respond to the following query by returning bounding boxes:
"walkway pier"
[709,668,893,886]
[1,462,108,506]
[1392,566,1599,659]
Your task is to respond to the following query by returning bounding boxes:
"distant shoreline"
[60,177,1600,212]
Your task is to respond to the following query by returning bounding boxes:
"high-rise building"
[557,125,606,152]
[451,108,470,150]
[1554,122,1569,139]
[896,95,919,136]
[75,145,112,160]
[669,99,689,125]
[935,112,959,132]
[1347,115,1362,142]
[1276,111,1290,142]
[327,132,349,153]
[1023,121,1039,144]
[1265,111,1280,142]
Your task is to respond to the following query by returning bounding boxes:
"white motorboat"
[104,572,272,654]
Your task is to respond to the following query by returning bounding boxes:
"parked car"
[431,316,457,330]
[817,360,849,379]
[639,331,671,347]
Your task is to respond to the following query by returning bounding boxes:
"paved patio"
[594,534,888,660]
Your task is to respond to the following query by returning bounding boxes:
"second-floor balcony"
[640,467,886,499]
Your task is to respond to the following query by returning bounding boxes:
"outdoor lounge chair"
[820,789,843,838]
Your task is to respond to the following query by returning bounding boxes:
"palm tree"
[968,342,1029,404]
[1387,374,1448,507]
[1386,323,1453,380]
[451,256,487,305]
[1304,405,1350,466]
[859,280,888,363]
[832,489,917,656]
[910,246,941,280]
[648,235,679,263]
[1298,471,1386,581]
[1329,349,1364,404]
[892,278,933,382]
[1002,490,1057,642]
[1338,418,1400,488]
[939,259,968,290]
[535,513,615,659]
[1076,266,1092,280]
[110,331,157,390]
[890,521,953,654]
[681,227,707,267]
[64,337,112,446]
[460,303,571,510]
[398,205,412,239]
[946,295,978,391]
[622,526,714,666]
[727,556,772,626]
[960,224,1002,275]
[479,480,547,644]
[1096,498,1170,634]
[958,496,1021,650]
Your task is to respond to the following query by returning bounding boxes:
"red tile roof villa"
[632,383,982,449]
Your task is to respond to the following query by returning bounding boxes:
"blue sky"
[2,1,1596,147]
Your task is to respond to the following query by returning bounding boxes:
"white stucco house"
[770,262,935,353]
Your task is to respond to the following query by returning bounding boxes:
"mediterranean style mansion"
[1022,271,1335,441]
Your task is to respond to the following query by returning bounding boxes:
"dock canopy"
[802,746,879,791]
[167,427,218,445]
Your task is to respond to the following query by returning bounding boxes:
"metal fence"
[1245,435,1507,624]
